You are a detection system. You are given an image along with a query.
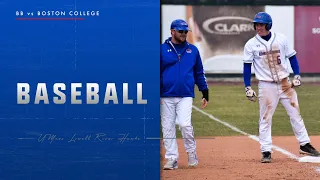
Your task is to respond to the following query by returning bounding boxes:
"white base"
[298,156,320,163]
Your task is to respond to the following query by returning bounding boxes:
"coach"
[160,19,209,170]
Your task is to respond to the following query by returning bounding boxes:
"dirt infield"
[160,136,320,180]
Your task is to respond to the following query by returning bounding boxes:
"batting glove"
[292,75,301,87]
[245,86,257,102]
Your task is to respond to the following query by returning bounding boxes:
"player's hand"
[292,75,301,88]
[245,86,257,102]
[201,98,208,109]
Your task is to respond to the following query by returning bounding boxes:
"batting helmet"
[252,12,272,31]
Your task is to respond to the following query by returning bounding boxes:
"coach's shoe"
[261,151,272,163]
[188,151,198,167]
[300,143,320,156]
[163,158,178,170]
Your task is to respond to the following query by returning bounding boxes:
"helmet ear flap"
[266,23,272,31]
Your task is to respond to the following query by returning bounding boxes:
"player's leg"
[279,88,320,156]
[161,97,179,169]
[258,81,280,162]
[176,97,198,167]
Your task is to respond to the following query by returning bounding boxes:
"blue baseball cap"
[170,19,191,31]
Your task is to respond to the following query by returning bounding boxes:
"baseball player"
[243,12,320,163]
[160,19,209,170]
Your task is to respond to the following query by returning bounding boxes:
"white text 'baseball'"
[17,83,147,105]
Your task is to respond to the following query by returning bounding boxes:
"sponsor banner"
[187,5,265,74]
[294,6,320,73]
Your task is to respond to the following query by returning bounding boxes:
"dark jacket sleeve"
[193,49,208,91]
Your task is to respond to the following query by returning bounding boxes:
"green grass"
[170,84,320,137]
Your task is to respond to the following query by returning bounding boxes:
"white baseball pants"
[258,78,310,152]
[160,97,196,160]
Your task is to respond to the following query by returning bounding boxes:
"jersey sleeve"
[283,35,296,58]
[243,41,254,63]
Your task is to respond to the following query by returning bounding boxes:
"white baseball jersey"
[243,32,296,82]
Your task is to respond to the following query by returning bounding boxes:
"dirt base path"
[160,136,320,180]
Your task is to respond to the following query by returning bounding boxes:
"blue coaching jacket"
[160,37,208,98]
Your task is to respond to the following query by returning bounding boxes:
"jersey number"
[276,55,281,64]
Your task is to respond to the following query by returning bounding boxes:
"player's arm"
[243,42,257,101]
[289,55,300,75]
[289,55,301,87]
[243,63,252,87]
[283,35,301,87]
[194,49,209,103]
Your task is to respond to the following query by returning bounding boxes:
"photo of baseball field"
[161,4,320,179]
[161,83,320,179]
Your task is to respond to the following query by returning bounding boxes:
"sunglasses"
[177,30,188,34]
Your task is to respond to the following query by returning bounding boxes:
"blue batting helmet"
[253,12,272,31]
[170,19,191,31]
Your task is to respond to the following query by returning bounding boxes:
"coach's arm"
[194,50,209,102]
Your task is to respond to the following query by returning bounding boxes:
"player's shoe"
[261,151,272,163]
[299,143,320,156]
[188,151,198,167]
[163,158,178,170]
